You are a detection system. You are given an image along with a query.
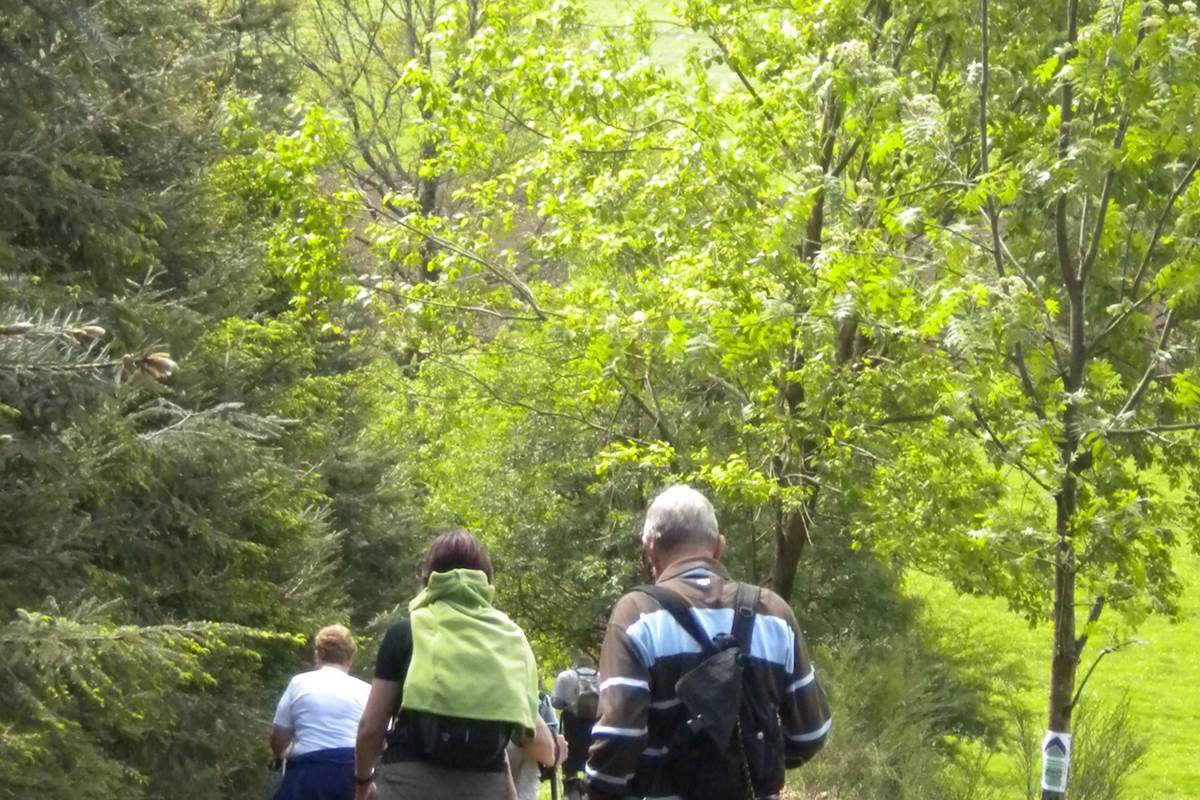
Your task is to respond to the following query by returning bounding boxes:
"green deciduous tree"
[937,3,1200,795]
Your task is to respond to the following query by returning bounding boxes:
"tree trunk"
[770,341,819,601]
[413,0,441,280]
[1044,483,1078,800]
[1044,283,1085,798]
[1043,3,1082,795]
[771,507,808,600]
[416,138,440,280]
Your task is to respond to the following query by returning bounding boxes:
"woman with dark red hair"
[352,530,566,800]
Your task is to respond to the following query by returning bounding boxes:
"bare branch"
[1129,156,1200,297]
[1078,112,1128,282]
[1087,289,1158,355]
[1072,594,1106,665]
[1117,307,1173,416]
[980,0,1049,419]
[1078,0,1143,282]
[357,282,545,322]
[611,372,677,449]
[1054,0,1081,289]
[831,137,862,178]
[1014,345,1048,421]
[1105,421,1200,436]
[1070,638,1143,709]
[388,218,561,320]
[708,32,770,118]
[970,404,1056,494]
[866,413,936,427]
[429,356,636,440]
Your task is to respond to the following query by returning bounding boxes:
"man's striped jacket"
[584,556,831,800]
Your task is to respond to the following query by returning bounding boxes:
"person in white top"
[270,625,372,800]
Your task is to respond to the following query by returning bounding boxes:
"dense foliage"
[0,0,401,796]
[3,0,1198,798]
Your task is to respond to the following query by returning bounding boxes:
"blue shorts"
[274,747,356,800]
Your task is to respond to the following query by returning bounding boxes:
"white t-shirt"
[272,665,371,756]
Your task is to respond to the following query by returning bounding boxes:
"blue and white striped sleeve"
[779,609,831,765]
[585,595,651,799]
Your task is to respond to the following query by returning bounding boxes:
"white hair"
[642,484,719,548]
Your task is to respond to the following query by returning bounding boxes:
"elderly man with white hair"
[583,484,830,800]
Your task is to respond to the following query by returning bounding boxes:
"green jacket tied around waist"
[401,568,539,731]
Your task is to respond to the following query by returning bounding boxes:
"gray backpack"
[571,667,600,721]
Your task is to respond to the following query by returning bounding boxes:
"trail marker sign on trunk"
[1041,731,1071,793]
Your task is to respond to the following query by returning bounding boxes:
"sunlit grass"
[907,548,1200,799]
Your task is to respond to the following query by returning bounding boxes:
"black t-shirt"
[374,618,415,685]
[374,618,514,772]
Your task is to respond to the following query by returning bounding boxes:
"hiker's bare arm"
[518,715,569,766]
[270,680,294,759]
[268,725,291,759]
[355,678,398,789]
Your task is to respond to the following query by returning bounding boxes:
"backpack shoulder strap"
[635,584,717,655]
[731,583,761,655]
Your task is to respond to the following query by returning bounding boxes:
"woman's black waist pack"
[388,711,515,772]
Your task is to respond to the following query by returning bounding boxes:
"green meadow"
[908,548,1200,798]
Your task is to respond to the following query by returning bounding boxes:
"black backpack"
[636,582,785,800]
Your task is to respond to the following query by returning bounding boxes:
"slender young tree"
[959,2,1200,795]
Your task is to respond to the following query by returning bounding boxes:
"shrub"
[1006,696,1147,800]
[791,634,1004,800]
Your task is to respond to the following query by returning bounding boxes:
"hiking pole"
[548,717,560,800]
